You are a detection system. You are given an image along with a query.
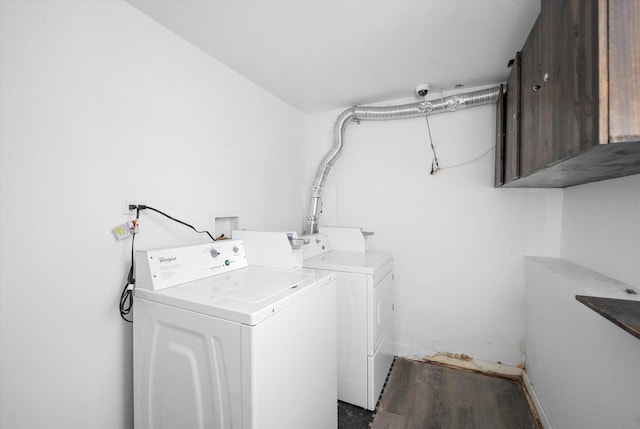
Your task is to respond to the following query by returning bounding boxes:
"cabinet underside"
[502,141,640,187]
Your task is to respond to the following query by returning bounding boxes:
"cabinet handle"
[532,84,542,91]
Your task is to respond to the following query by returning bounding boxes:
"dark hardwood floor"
[365,357,540,429]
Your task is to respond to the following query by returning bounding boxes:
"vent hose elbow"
[304,86,501,234]
[306,107,357,234]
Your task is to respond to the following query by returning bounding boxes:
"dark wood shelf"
[576,295,640,340]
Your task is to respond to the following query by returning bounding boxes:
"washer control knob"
[210,248,220,258]
[232,246,239,253]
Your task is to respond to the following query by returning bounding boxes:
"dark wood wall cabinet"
[495,0,640,188]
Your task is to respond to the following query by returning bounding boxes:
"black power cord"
[119,206,139,323]
[118,204,216,323]
[137,205,216,242]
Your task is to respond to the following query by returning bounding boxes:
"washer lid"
[135,267,333,325]
[304,250,392,275]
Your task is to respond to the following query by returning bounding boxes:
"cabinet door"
[546,0,600,154]
[608,0,640,143]
[504,53,521,184]
[521,0,600,177]
[494,84,505,187]
[520,15,547,177]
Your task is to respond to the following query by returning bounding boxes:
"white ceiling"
[126,0,540,114]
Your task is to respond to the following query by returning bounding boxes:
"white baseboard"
[523,370,552,429]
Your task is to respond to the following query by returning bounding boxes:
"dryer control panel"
[135,240,248,291]
[300,233,332,260]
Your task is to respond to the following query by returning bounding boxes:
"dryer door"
[371,269,394,355]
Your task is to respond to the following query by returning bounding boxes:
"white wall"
[9,1,618,426]
[525,256,640,429]
[305,92,563,366]
[561,174,640,287]
[522,174,640,429]
[0,1,306,428]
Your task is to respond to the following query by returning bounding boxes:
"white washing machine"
[302,227,394,411]
[133,239,337,429]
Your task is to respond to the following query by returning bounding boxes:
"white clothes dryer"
[133,240,337,429]
[302,227,394,411]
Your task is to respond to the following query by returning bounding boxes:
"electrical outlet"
[122,200,146,215]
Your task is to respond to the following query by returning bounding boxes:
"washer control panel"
[136,240,248,291]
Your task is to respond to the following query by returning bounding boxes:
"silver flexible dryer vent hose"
[305,85,501,234]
